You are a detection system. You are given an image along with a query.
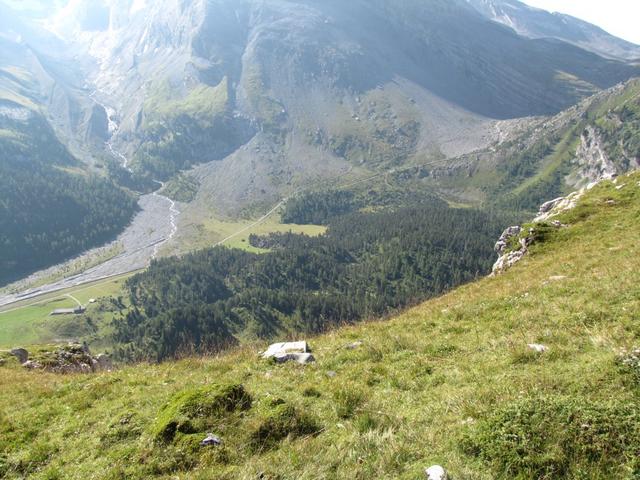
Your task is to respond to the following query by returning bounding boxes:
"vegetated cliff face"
[431,77,640,211]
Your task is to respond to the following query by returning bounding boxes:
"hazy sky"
[521,0,640,45]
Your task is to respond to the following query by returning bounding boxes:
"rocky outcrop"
[10,348,29,364]
[492,186,588,275]
[11,343,114,374]
[568,126,617,187]
[534,189,586,222]
[492,226,535,275]
[494,226,522,255]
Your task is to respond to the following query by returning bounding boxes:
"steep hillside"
[0,113,139,286]
[466,0,640,60]
[429,77,640,210]
[1,173,638,479]
[0,6,140,286]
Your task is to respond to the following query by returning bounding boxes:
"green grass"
[143,78,229,127]
[1,172,639,479]
[176,214,327,254]
[0,275,131,348]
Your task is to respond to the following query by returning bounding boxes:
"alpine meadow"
[1,1,639,479]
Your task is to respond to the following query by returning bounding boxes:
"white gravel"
[0,192,179,308]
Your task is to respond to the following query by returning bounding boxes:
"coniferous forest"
[115,199,509,361]
[0,115,138,285]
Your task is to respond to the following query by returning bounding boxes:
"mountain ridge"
[465,0,640,60]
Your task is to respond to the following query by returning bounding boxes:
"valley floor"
[0,193,176,308]
[0,173,639,479]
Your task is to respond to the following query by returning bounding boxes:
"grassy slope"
[1,173,639,479]
[143,78,229,128]
[0,275,131,348]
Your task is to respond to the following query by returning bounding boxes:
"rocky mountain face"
[30,0,639,211]
[466,0,640,61]
[0,2,110,164]
[1,0,640,258]
[430,78,640,211]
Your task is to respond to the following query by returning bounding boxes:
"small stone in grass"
[528,343,548,353]
[425,465,448,480]
[200,433,222,447]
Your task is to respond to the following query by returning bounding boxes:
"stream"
[0,94,180,308]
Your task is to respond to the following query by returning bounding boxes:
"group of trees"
[281,190,359,225]
[0,113,138,285]
[114,198,509,362]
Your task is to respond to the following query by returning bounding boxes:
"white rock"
[528,344,548,353]
[274,352,315,365]
[200,433,222,447]
[425,465,448,480]
[262,341,308,359]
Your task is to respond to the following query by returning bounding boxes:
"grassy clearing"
[177,215,327,254]
[0,275,131,348]
[0,173,639,479]
[143,78,229,127]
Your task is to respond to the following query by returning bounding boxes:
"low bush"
[617,347,640,386]
[463,396,640,479]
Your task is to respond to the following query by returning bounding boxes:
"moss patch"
[249,403,321,452]
[152,383,252,443]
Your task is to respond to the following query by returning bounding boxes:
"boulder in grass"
[262,341,309,358]
[528,343,548,353]
[262,342,314,364]
[425,465,448,480]
[274,352,315,365]
[200,433,222,447]
[10,348,28,364]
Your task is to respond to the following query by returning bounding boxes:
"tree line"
[114,198,509,362]
[0,114,138,285]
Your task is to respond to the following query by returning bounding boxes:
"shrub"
[151,384,252,443]
[302,387,322,398]
[463,396,640,479]
[249,403,321,452]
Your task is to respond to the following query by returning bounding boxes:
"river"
[0,94,180,308]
